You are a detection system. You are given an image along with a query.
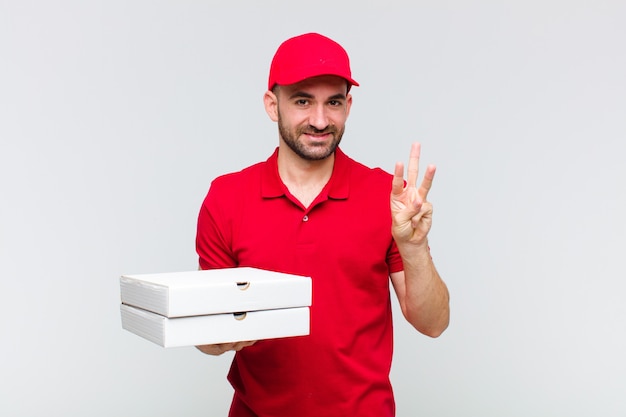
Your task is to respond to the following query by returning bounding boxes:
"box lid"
[120,267,311,317]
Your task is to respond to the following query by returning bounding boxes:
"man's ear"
[346,93,353,118]
[263,90,279,122]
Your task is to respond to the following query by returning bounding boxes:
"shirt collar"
[261,146,351,200]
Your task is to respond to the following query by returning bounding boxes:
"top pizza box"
[120,267,312,318]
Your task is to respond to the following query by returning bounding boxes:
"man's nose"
[308,104,329,131]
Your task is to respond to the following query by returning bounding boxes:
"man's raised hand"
[390,142,436,247]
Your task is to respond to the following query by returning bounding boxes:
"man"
[196,32,449,417]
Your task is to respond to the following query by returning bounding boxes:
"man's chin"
[300,143,337,161]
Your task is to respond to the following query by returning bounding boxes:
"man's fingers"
[406,142,421,189]
[196,344,227,355]
[392,161,406,196]
[418,164,436,200]
[232,341,257,351]
[196,340,257,355]
[393,143,435,203]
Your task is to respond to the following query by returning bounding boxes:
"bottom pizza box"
[120,304,310,348]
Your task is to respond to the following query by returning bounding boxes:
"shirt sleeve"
[386,239,404,274]
[196,183,238,270]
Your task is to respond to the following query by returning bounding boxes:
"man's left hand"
[390,142,436,248]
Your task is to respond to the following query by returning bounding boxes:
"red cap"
[268,33,359,90]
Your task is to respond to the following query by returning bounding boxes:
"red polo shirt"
[197,147,404,417]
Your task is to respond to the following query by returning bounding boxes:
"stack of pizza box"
[119,267,312,348]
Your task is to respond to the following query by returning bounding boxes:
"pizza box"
[120,267,311,318]
[120,304,310,348]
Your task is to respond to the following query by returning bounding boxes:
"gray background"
[1,1,625,416]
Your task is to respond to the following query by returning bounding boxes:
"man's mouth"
[302,128,335,139]
[304,133,333,143]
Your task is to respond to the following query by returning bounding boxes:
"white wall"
[1,1,625,416]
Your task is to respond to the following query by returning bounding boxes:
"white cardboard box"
[120,304,310,347]
[120,267,312,318]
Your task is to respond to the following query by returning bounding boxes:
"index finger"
[391,161,406,196]
[406,142,421,189]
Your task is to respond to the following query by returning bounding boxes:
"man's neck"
[277,144,335,208]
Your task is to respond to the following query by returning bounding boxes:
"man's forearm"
[399,243,450,337]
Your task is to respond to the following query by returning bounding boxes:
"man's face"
[273,75,352,161]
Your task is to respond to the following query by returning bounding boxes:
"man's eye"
[329,100,342,106]
[296,99,309,105]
